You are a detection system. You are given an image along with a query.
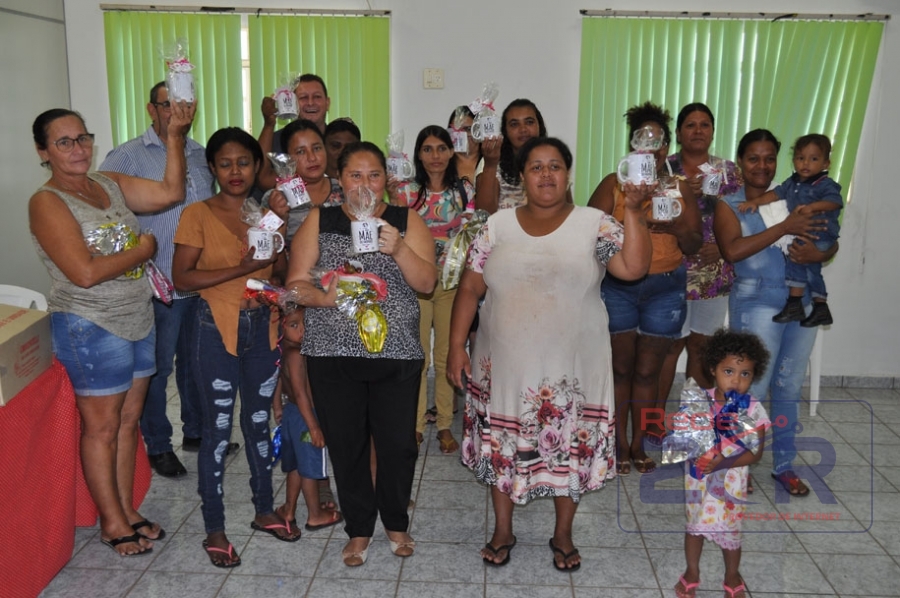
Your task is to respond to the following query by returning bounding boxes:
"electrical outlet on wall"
[423,68,444,89]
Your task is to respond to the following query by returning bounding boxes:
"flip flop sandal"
[633,457,657,474]
[723,579,747,598]
[101,533,152,556]
[318,484,337,510]
[437,430,459,454]
[131,519,166,541]
[202,539,241,568]
[482,535,516,566]
[424,406,438,424]
[250,518,302,542]
[616,460,632,476]
[771,471,810,496]
[674,573,700,597]
[548,538,580,571]
[305,510,344,531]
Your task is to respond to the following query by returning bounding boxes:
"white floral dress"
[685,390,770,549]
[461,207,623,504]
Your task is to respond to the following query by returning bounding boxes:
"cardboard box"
[0,304,52,406]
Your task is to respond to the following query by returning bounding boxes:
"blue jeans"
[729,279,817,474]
[141,297,201,455]
[785,239,834,299]
[193,300,279,534]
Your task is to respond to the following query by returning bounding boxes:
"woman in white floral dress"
[447,137,652,571]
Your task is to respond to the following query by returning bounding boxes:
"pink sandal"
[723,580,747,598]
[675,574,700,597]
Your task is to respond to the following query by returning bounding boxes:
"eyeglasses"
[53,134,95,152]
[152,101,172,110]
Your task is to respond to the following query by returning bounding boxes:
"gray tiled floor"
[40,386,900,597]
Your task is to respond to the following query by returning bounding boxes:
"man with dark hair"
[257,73,332,190]
[100,82,227,478]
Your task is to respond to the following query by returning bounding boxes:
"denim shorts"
[680,295,729,338]
[280,401,328,479]
[51,312,156,396]
[601,265,687,338]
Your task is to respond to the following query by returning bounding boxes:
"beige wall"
[0,0,70,294]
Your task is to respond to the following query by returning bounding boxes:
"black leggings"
[306,356,422,538]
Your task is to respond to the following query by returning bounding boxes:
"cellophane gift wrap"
[162,37,195,103]
[84,222,143,279]
[267,153,311,208]
[441,209,488,290]
[661,378,716,466]
[320,263,389,354]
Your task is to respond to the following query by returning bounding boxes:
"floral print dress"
[685,390,770,550]
[461,207,622,505]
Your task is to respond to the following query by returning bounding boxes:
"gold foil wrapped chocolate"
[441,209,488,290]
[333,274,388,354]
[84,222,143,279]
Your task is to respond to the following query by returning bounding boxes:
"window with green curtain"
[248,15,390,148]
[575,18,883,205]
[104,11,243,147]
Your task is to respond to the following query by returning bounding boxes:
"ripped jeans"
[193,299,278,534]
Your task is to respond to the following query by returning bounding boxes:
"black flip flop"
[202,539,241,568]
[101,533,152,556]
[482,535,516,566]
[305,510,344,531]
[549,538,580,571]
[131,519,166,541]
[251,519,302,542]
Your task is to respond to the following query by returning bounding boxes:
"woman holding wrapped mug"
[29,103,194,556]
[172,127,293,567]
[658,102,742,405]
[388,125,475,453]
[588,101,702,475]
[287,141,436,566]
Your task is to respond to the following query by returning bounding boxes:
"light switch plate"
[423,68,444,89]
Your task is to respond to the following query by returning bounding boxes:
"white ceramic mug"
[351,219,381,254]
[701,172,722,196]
[386,157,415,180]
[274,87,299,121]
[450,129,469,153]
[470,114,501,142]
[165,72,195,103]
[651,195,683,221]
[617,152,657,186]
[247,228,285,260]
[277,176,311,208]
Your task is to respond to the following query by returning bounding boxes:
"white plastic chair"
[807,329,823,417]
[0,284,48,311]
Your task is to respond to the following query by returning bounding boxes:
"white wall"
[0,0,70,294]
[33,0,900,377]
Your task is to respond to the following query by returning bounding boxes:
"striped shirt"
[100,127,215,299]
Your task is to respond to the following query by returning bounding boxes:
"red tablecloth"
[0,360,152,598]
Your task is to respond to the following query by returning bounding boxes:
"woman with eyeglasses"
[29,104,195,557]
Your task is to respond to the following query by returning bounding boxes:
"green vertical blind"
[576,18,883,205]
[248,15,390,149]
[104,11,242,146]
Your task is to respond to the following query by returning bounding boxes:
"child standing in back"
[272,305,343,534]
[675,329,771,598]
[738,134,842,327]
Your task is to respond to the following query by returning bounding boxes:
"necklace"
[53,178,107,209]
